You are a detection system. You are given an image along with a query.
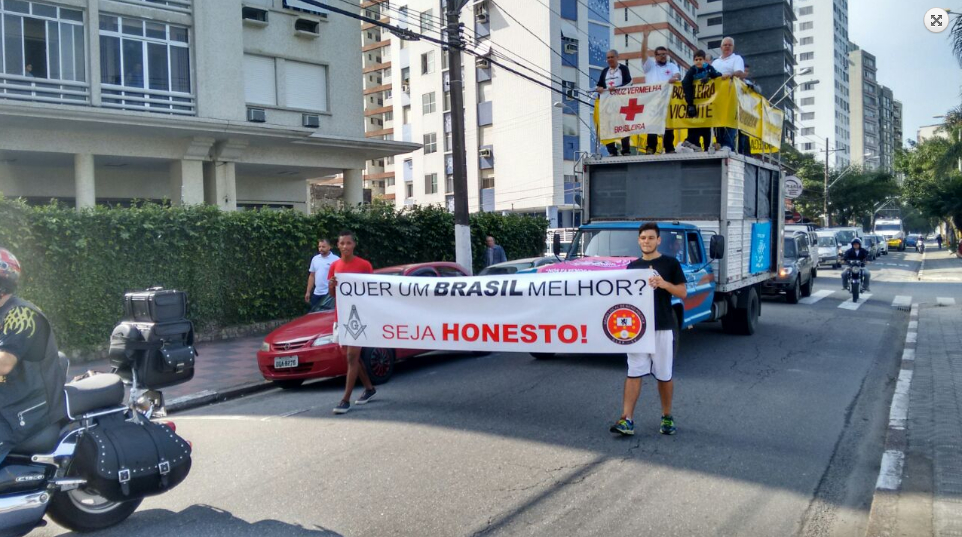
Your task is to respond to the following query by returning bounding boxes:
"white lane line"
[838,293,872,310]
[888,369,913,430]
[800,289,834,305]
[172,415,264,422]
[906,332,917,344]
[892,295,912,308]
[902,348,916,361]
[876,450,906,490]
[908,321,918,330]
[937,297,957,306]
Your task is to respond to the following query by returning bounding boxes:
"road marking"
[888,369,913,430]
[937,297,957,306]
[876,450,906,490]
[172,415,264,422]
[800,289,834,304]
[892,295,912,308]
[902,348,915,361]
[908,321,918,330]
[838,293,872,310]
[906,331,917,343]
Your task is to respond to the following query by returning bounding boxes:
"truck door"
[683,231,715,326]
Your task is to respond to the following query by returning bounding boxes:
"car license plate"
[274,356,299,369]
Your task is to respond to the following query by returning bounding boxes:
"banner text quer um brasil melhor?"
[336,270,657,354]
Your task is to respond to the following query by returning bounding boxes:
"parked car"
[762,232,816,303]
[257,262,469,388]
[478,256,561,275]
[815,231,843,269]
[873,234,889,255]
[905,234,920,247]
[860,235,880,260]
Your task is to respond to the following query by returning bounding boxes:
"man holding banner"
[641,33,681,154]
[611,223,688,437]
[595,49,634,156]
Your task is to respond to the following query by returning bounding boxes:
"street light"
[772,78,818,108]
[554,101,601,157]
[770,66,814,106]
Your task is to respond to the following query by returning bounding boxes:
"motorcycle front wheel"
[47,488,142,532]
[851,281,860,303]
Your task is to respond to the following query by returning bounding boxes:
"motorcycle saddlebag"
[123,288,188,323]
[72,416,191,502]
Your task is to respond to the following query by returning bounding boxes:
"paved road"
[34,251,957,537]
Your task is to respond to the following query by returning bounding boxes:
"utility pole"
[823,137,829,227]
[447,0,473,274]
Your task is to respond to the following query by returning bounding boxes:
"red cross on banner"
[620,99,646,121]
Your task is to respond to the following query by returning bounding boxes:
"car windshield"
[817,236,836,247]
[309,294,336,313]
[567,228,686,263]
[875,224,901,231]
[835,230,856,244]
[784,238,797,259]
[480,262,531,275]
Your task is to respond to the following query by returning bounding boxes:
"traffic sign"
[784,176,803,199]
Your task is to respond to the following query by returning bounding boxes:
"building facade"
[792,0,851,168]
[694,0,796,145]
[360,0,611,228]
[877,84,900,172]
[847,45,879,168]
[612,0,700,77]
[0,0,415,211]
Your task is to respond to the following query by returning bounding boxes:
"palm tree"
[953,12,962,66]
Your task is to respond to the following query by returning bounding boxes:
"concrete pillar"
[343,169,364,207]
[170,160,205,205]
[74,154,95,210]
[213,162,237,211]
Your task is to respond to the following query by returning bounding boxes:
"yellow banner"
[751,100,785,154]
[736,80,763,140]
[666,78,737,130]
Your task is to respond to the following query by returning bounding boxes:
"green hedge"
[0,198,547,352]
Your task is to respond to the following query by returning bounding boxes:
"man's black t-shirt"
[0,299,49,366]
[627,254,687,331]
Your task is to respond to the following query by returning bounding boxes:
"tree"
[953,13,962,67]
[827,167,900,228]
[779,143,826,222]
[896,136,962,246]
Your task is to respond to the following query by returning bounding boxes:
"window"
[419,9,432,33]
[799,52,814,61]
[402,105,410,124]
[284,60,327,111]
[294,19,319,34]
[707,40,722,50]
[707,16,722,26]
[424,132,437,154]
[422,91,436,114]
[421,51,435,74]
[800,36,813,45]
[686,233,703,264]
[405,183,414,198]
[802,112,815,120]
[798,6,813,15]
[444,131,452,152]
[802,142,814,150]
[242,7,268,23]
[425,173,438,194]
[801,127,814,135]
[443,90,451,111]
[800,21,813,30]
[481,175,495,189]
[478,81,492,102]
[801,97,814,105]
[244,55,276,105]
[0,1,86,84]
[99,15,191,111]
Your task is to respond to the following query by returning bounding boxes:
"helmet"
[0,248,21,295]
[851,237,862,246]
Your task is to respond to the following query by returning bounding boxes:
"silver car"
[815,232,842,268]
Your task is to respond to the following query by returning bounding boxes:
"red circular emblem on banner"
[602,304,647,345]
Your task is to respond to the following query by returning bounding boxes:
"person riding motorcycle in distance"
[0,247,66,463]
[841,238,871,293]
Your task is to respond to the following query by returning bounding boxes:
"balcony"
[101,85,195,115]
[0,74,89,106]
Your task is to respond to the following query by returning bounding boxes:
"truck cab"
[874,218,905,251]
[539,222,716,331]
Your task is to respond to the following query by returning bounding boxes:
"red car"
[257,262,469,389]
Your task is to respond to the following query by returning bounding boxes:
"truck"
[538,151,784,343]
[874,217,906,251]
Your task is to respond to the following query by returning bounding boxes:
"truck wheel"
[722,288,759,335]
[812,268,818,279]
[530,353,556,360]
[785,278,801,304]
[801,274,813,297]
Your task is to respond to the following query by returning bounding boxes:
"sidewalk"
[919,244,962,282]
[868,302,962,536]
[68,334,270,410]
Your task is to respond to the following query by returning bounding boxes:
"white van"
[874,218,905,251]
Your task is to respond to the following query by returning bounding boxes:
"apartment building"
[0,0,415,211]
[612,0,699,77]
[793,0,851,167]
[360,0,611,227]
[847,45,879,168]
[695,0,797,145]
[877,84,900,172]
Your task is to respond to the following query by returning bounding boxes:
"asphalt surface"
[33,250,952,537]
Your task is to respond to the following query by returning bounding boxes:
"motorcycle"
[917,240,926,254]
[1,290,195,537]
[845,260,866,302]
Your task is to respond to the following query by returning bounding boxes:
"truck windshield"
[875,224,901,231]
[567,228,687,263]
[817,236,836,247]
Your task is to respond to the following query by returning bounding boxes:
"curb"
[866,303,918,536]
[166,380,276,414]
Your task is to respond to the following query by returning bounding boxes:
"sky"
[848,0,962,143]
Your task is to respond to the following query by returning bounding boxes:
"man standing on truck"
[611,223,688,437]
[595,49,634,157]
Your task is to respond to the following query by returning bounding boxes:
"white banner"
[335,270,656,354]
[598,83,672,140]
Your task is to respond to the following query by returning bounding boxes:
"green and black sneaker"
[610,418,635,436]
[660,415,677,435]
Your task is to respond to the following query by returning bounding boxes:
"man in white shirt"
[641,33,681,154]
[595,49,634,156]
[305,238,339,308]
[711,37,746,150]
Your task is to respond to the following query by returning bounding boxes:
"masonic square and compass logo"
[345,305,367,340]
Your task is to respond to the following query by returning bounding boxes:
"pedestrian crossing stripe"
[936,297,956,306]
[799,289,834,305]
[838,293,872,310]
[892,295,912,308]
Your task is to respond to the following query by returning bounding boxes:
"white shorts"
[626,329,675,381]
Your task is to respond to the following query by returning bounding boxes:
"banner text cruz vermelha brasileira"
[334,270,658,354]
[596,77,784,154]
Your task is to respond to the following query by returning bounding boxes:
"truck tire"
[785,277,801,304]
[722,288,759,335]
[801,274,813,297]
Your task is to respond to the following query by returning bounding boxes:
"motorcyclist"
[0,248,66,463]
[841,238,871,293]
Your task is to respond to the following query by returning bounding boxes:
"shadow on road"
[51,504,342,536]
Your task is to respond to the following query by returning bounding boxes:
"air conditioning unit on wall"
[247,108,266,123]
[479,148,492,158]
